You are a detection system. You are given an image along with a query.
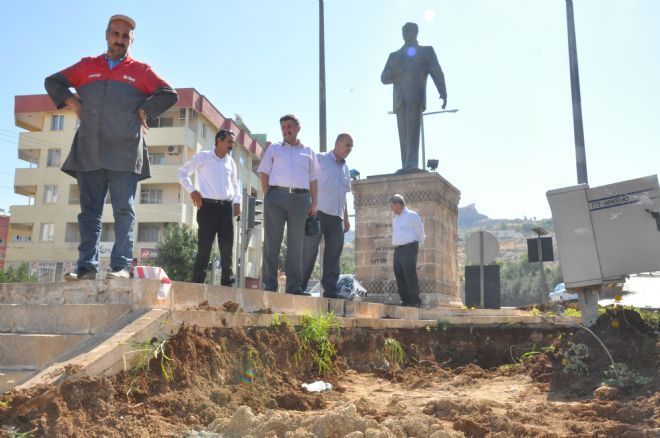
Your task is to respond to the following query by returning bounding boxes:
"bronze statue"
[381,22,447,171]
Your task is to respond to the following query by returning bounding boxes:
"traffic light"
[247,196,263,229]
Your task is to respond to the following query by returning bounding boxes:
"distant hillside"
[457,204,555,264]
[458,203,489,228]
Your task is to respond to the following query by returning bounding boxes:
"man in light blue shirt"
[390,194,426,306]
[302,134,353,298]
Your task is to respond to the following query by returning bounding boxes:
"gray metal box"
[547,174,660,288]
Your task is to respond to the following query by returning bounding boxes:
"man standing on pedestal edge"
[177,129,241,285]
[258,114,319,295]
[45,14,178,280]
[381,22,447,171]
[301,133,353,298]
[390,194,426,307]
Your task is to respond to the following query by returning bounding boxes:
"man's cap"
[108,14,136,30]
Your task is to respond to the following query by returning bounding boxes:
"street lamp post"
[420,109,458,169]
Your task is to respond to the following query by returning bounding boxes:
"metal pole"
[479,231,485,308]
[319,0,327,152]
[565,0,588,184]
[537,236,545,303]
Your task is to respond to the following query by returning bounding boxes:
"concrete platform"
[0,304,131,334]
[0,333,91,368]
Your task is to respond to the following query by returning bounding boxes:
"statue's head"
[402,22,419,44]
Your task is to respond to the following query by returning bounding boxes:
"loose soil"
[0,308,657,437]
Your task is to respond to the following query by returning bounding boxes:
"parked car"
[548,283,578,302]
[308,274,368,300]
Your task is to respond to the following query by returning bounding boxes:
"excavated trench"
[0,307,657,437]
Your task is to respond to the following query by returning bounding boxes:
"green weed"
[602,363,652,388]
[564,308,581,318]
[294,312,342,374]
[382,338,406,368]
[0,400,9,409]
[123,337,174,382]
[435,319,451,332]
[562,342,589,375]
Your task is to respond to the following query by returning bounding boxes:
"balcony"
[144,127,192,148]
[145,165,180,184]
[135,203,186,223]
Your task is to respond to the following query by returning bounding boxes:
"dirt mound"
[0,315,657,437]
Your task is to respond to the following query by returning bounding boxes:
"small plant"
[123,337,174,382]
[602,363,652,388]
[498,363,519,372]
[564,308,581,318]
[270,313,289,329]
[519,344,543,362]
[435,319,450,332]
[562,342,589,375]
[382,338,406,368]
[0,400,9,409]
[3,428,37,438]
[530,306,541,317]
[294,312,342,374]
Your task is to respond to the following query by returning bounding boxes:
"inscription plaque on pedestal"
[352,172,461,307]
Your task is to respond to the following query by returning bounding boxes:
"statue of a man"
[381,22,447,171]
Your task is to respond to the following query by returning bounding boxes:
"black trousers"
[393,241,421,306]
[192,201,234,284]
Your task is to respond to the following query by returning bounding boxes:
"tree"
[498,254,563,307]
[0,262,37,283]
[154,225,214,282]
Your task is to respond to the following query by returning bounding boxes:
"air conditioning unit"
[167,145,180,155]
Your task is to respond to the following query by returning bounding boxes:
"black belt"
[394,241,418,249]
[202,198,232,205]
[269,185,309,193]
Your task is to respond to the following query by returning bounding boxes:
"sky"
[0,0,658,220]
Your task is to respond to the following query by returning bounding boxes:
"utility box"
[547,174,660,288]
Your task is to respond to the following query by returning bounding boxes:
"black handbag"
[305,215,321,236]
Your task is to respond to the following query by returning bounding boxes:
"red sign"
[140,247,159,260]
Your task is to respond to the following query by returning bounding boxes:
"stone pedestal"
[352,172,461,307]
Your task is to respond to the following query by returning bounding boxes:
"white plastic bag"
[302,381,332,392]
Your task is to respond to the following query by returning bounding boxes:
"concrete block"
[0,304,131,334]
[0,282,65,305]
[0,333,91,368]
[267,292,295,315]
[354,302,386,319]
[169,281,206,308]
[325,298,346,317]
[206,285,239,307]
[0,369,38,394]
[237,288,268,312]
[292,295,325,315]
[383,304,420,320]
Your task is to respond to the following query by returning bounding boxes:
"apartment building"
[8,88,264,282]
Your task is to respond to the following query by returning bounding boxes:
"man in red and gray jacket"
[45,14,178,280]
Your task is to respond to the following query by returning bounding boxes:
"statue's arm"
[381,53,396,84]
[427,48,447,104]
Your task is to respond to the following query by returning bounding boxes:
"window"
[149,153,165,165]
[140,188,163,204]
[138,223,161,242]
[40,223,54,241]
[47,149,61,167]
[13,235,31,242]
[50,115,64,131]
[146,117,173,128]
[201,123,207,139]
[43,185,58,204]
[100,223,115,241]
[179,108,187,120]
[65,223,80,242]
[68,185,80,204]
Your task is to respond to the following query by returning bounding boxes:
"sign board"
[527,236,554,262]
[465,265,500,309]
[140,247,159,261]
[465,231,499,265]
[99,242,113,259]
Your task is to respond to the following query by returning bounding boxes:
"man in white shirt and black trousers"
[258,114,319,295]
[390,194,426,307]
[177,129,241,285]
